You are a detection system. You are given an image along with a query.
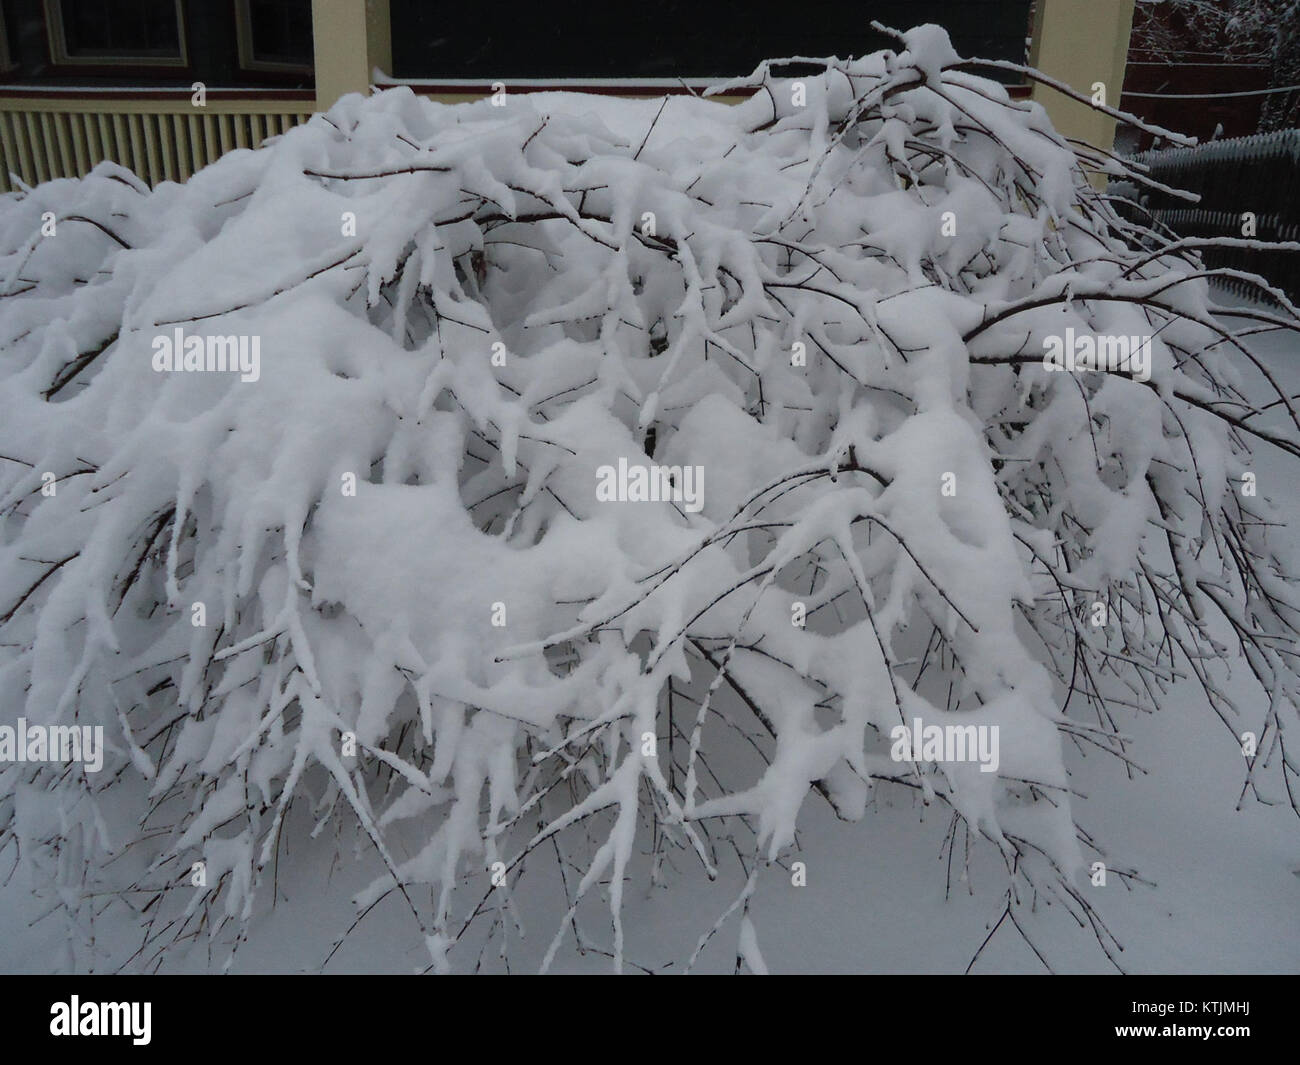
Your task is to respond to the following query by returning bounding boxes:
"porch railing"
[0,89,315,192]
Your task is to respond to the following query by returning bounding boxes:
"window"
[235,0,312,73]
[0,9,11,72]
[44,0,186,66]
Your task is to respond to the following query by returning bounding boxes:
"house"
[0,1,1136,192]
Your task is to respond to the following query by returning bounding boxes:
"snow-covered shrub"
[1,25,1297,972]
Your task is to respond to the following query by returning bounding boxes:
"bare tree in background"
[1132,0,1300,130]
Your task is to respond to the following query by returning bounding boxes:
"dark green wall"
[389,0,1033,80]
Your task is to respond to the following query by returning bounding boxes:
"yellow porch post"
[1028,0,1136,154]
[311,0,392,112]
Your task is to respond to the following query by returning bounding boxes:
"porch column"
[312,0,392,112]
[1028,0,1136,154]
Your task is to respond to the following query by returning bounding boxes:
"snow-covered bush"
[1,25,1297,972]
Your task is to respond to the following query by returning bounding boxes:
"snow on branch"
[0,24,1297,973]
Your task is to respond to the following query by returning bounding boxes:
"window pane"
[247,0,311,67]
[59,0,181,59]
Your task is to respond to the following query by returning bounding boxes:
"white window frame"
[44,0,189,67]
[235,0,312,74]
